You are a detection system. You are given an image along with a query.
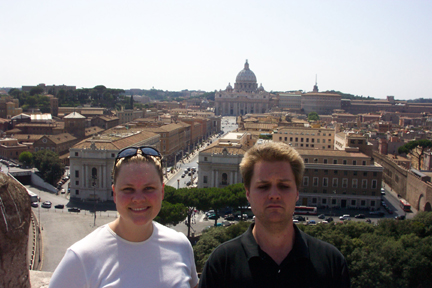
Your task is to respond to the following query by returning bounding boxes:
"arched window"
[222,173,228,185]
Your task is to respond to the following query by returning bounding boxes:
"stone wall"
[406,172,432,212]
[374,151,408,198]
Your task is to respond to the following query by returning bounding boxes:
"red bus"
[400,199,411,212]
[294,206,318,215]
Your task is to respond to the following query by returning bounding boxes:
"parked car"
[68,207,81,213]
[224,214,235,221]
[54,204,64,209]
[369,211,385,217]
[395,215,406,220]
[307,220,316,225]
[325,217,334,222]
[339,215,351,221]
[208,214,218,220]
[41,201,52,208]
[293,215,306,221]
[354,214,365,219]
[380,188,386,195]
[59,188,65,194]
[31,202,38,208]
[318,214,326,219]
[181,174,186,178]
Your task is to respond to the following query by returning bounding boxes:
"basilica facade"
[215,60,272,116]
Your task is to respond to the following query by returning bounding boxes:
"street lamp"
[92,175,97,227]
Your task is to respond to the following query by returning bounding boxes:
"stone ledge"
[30,270,52,288]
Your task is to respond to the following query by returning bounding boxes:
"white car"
[339,215,351,221]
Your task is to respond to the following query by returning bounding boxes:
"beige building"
[69,131,160,202]
[116,108,144,124]
[215,60,272,116]
[301,91,341,115]
[0,138,30,160]
[273,126,335,150]
[197,132,253,188]
[335,132,373,158]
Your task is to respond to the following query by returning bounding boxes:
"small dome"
[258,83,265,91]
[226,82,233,90]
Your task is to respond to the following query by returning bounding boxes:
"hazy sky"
[1,0,431,100]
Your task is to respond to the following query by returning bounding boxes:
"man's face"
[246,160,299,227]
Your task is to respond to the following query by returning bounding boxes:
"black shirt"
[199,223,350,288]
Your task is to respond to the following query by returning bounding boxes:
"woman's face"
[112,162,164,229]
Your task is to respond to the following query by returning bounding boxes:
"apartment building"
[273,126,335,150]
[298,149,383,210]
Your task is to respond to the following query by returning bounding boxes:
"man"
[199,142,350,288]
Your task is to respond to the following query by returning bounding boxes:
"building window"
[351,200,356,206]
[312,198,317,204]
[75,170,79,178]
[372,179,377,189]
[353,171,357,176]
[204,157,208,161]
[112,153,115,157]
[324,170,328,175]
[290,137,293,142]
[352,179,358,188]
[322,198,327,204]
[342,178,348,188]
[362,179,367,189]
[76,190,79,195]
[343,160,347,165]
[279,137,282,140]
[304,158,308,163]
[324,159,328,164]
[75,181,79,185]
[363,172,368,176]
[333,159,337,164]
[323,178,328,187]
[353,160,357,165]
[204,176,208,184]
[284,137,287,141]
[303,176,309,186]
[222,173,228,185]
[334,170,338,174]
[361,200,366,206]
[313,177,319,186]
[362,161,366,165]
[75,152,78,156]
[371,200,376,207]
[332,178,338,187]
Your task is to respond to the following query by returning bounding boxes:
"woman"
[50,146,198,288]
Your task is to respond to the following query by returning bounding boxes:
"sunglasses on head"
[115,146,162,163]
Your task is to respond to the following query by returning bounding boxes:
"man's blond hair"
[240,142,304,190]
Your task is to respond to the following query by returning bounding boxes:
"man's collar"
[241,223,310,261]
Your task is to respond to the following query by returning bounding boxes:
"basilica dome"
[236,60,257,83]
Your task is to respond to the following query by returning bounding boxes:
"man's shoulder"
[298,229,346,260]
[208,232,245,259]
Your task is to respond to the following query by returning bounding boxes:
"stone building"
[69,130,160,202]
[33,133,79,156]
[298,149,382,210]
[273,126,335,150]
[197,132,253,188]
[64,112,86,138]
[215,60,272,116]
[0,138,30,160]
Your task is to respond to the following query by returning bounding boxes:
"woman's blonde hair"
[240,142,304,190]
[112,152,163,185]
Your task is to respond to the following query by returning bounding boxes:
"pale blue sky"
[1,0,431,100]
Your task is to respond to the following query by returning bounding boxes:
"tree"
[18,151,33,166]
[398,139,432,169]
[308,111,320,121]
[33,150,65,185]
[29,86,44,96]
